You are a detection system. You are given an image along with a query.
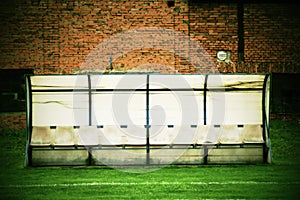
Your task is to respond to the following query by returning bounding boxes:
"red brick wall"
[0,1,299,74]
[243,3,300,72]
[0,112,26,131]
[189,3,238,61]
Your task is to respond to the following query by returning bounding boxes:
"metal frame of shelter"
[25,74,271,166]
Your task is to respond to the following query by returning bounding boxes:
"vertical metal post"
[146,75,150,165]
[203,75,208,125]
[203,75,209,164]
[87,75,93,165]
[25,75,32,167]
[262,74,271,163]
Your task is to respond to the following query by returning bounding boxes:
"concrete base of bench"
[31,148,89,166]
[30,145,264,166]
[207,146,263,164]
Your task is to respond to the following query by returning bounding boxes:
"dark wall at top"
[271,73,300,116]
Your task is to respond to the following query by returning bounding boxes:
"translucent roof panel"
[149,91,202,125]
[149,75,205,89]
[28,74,269,127]
[206,91,262,125]
[30,75,88,90]
[32,92,89,126]
[92,92,146,126]
[207,75,265,89]
[90,74,147,90]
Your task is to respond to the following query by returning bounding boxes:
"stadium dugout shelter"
[24,74,272,166]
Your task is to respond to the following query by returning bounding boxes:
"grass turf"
[0,119,299,199]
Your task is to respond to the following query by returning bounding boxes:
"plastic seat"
[195,125,210,144]
[172,125,199,145]
[150,125,175,145]
[197,125,220,144]
[102,125,127,146]
[53,126,77,146]
[30,126,54,146]
[101,125,146,146]
[123,125,146,145]
[77,126,100,146]
[241,124,264,143]
[219,125,243,144]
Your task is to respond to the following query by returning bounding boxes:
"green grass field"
[0,119,299,199]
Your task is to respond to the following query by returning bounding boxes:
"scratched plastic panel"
[207,74,265,89]
[206,91,262,125]
[92,92,146,125]
[149,75,205,89]
[31,75,88,90]
[90,74,147,89]
[32,92,89,126]
[149,91,202,125]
